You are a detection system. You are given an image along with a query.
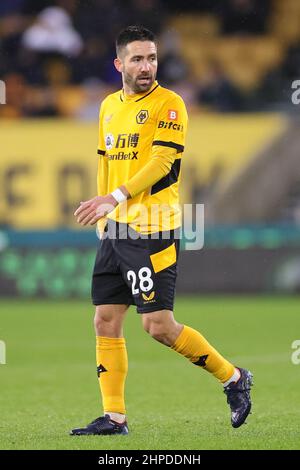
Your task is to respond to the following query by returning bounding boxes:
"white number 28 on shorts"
[127,267,154,295]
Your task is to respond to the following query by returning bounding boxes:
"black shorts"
[92,221,180,313]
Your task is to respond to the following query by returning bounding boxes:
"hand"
[74,194,118,226]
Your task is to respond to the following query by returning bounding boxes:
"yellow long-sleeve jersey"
[97,80,188,234]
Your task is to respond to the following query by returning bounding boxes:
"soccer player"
[70,26,253,436]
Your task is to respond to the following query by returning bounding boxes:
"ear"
[114,57,123,73]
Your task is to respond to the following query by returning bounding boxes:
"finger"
[80,198,93,205]
[79,209,98,225]
[76,206,95,222]
[74,205,86,216]
[74,204,89,216]
[90,212,104,225]
[74,200,93,216]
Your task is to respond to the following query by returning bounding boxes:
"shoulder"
[155,86,188,123]
[157,85,186,107]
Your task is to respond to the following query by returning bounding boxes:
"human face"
[115,40,158,95]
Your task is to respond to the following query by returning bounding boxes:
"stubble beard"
[123,70,155,94]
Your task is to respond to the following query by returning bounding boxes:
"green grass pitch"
[0,296,299,450]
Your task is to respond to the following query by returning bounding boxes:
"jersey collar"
[120,80,159,103]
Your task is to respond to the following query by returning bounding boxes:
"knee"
[94,311,112,333]
[143,318,170,345]
[143,312,183,346]
[94,306,125,337]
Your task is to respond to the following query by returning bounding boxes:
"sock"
[222,368,241,387]
[171,325,235,383]
[96,336,128,415]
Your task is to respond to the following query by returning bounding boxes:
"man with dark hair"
[70,25,253,436]
[116,25,157,56]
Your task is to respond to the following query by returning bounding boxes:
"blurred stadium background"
[1,0,300,297]
[1,0,300,451]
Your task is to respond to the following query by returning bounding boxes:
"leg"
[70,231,132,436]
[71,304,129,435]
[142,309,235,381]
[94,304,129,423]
[142,309,253,428]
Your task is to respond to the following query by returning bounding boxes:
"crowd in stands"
[0,0,299,118]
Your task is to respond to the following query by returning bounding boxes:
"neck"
[123,83,136,96]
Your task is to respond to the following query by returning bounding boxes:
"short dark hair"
[116,25,157,56]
